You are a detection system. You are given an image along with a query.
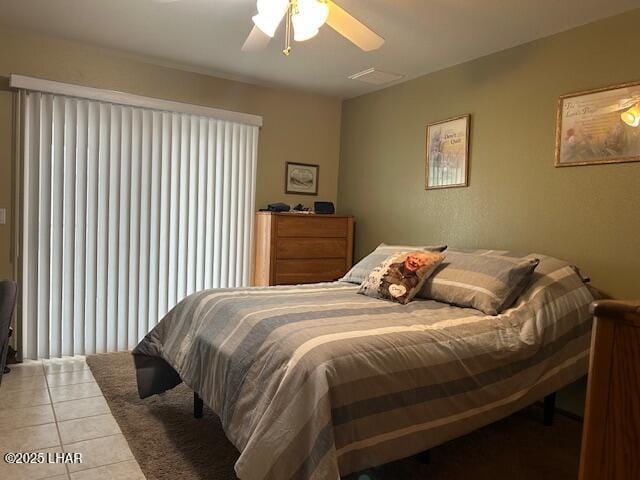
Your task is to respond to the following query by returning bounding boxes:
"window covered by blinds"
[21,91,259,359]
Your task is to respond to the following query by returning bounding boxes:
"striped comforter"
[133,253,594,480]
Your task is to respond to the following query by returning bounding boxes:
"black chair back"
[0,280,17,384]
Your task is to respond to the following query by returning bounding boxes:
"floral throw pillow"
[358,251,446,305]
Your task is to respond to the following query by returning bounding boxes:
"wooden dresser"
[252,212,354,286]
[579,300,640,480]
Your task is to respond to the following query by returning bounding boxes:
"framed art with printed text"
[425,114,470,189]
[555,81,640,167]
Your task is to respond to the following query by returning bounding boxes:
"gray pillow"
[341,243,447,285]
[419,249,540,315]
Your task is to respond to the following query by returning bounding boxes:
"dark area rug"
[87,352,582,480]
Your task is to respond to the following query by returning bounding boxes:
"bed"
[132,251,594,480]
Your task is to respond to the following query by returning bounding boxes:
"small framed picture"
[425,114,470,189]
[285,162,319,195]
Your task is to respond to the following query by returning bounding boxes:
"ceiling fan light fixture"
[292,0,329,42]
[621,103,640,127]
[243,0,385,56]
[252,0,289,38]
[293,25,320,41]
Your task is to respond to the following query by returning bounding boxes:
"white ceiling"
[0,0,637,98]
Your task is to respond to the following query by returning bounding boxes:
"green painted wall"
[338,9,640,300]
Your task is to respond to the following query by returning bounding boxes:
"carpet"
[87,352,582,480]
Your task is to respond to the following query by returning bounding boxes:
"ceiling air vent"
[348,68,404,85]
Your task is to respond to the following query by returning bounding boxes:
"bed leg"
[543,392,556,426]
[194,392,204,419]
[416,449,431,464]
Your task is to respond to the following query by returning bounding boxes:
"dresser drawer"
[276,238,347,259]
[275,259,347,285]
[276,216,348,238]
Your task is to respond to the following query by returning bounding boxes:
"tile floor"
[0,357,145,480]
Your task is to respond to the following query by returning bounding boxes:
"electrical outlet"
[0,209,5,225]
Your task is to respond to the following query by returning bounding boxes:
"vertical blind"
[21,91,259,359]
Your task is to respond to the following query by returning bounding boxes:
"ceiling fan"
[241,0,385,56]
[597,95,640,127]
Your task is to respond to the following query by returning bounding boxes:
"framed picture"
[425,114,470,190]
[285,162,319,195]
[555,81,640,167]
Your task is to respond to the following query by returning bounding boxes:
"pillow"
[358,251,445,305]
[419,250,540,315]
[341,243,447,285]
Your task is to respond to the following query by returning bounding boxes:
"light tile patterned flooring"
[0,357,145,480]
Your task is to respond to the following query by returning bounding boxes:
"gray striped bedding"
[133,252,594,480]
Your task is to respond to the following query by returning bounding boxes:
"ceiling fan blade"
[242,25,272,52]
[326,1,384,51]
[598,105,627,114]
[598,97,640,114]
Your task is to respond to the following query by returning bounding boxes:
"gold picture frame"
[425,114,470,190]
[555,80,640,167]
